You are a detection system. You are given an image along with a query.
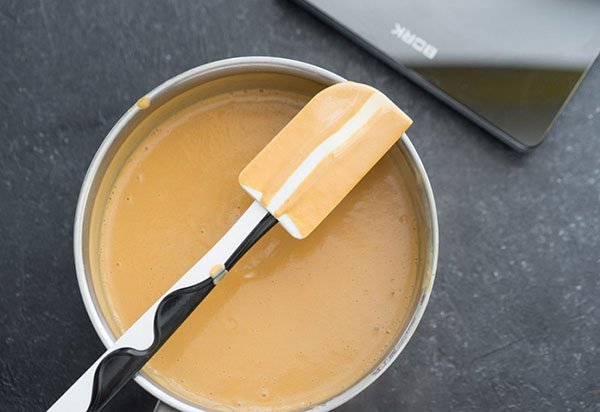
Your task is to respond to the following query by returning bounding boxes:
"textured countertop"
[1,1,598,411]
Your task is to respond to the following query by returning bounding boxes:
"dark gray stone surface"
[0,1,598,411]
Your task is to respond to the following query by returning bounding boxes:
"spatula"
[47,81,412,412]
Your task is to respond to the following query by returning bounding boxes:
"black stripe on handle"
[86,211,278,412]
[225,213,278,270]
[87,277,215,412]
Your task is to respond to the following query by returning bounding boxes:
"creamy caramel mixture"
[240,82,412,239]
[96,87,421,411]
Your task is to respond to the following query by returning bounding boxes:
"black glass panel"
[294,0,600,149]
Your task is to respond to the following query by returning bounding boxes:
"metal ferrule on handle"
[48,201,277,412]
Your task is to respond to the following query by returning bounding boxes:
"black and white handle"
[48,201,277,412]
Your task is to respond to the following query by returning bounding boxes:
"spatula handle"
[87,277,215,411]
[47,201,276,412]
[48,275,217,412]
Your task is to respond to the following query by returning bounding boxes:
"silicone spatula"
[46,81,412,412]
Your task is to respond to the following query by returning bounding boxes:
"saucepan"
[73,56,438,412]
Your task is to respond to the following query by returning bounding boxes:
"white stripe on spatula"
[266,91,387,214]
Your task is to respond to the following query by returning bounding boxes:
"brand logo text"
[390,23,438,60]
